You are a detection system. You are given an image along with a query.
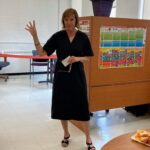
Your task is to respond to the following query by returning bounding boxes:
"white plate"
[131,134,150,147]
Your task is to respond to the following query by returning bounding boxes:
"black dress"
[43,30,94,121]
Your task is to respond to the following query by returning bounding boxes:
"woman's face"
[63,14,76,31]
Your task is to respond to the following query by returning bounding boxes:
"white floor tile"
[0,75,150,150]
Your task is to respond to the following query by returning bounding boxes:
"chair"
[48,58,57,83]
[30,50,49,83]
[0,59,10,82]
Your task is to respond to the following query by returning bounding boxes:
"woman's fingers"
[29,21,33,27]
[33,20,35,27]
[25,24,31,29]
[25,20,35,29]
[25,20,36,34]
[69,56,78,64]
[25,20,37,37]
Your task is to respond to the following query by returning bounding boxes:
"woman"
[25,8,95,150]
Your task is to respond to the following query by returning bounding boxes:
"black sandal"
[86,142,96,150]
[61,135,70,147]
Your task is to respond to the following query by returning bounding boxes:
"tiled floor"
[0,75,150,150]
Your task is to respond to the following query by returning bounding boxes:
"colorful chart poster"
[99,26,146,69]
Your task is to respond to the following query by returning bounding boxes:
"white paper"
[61,56,71,67]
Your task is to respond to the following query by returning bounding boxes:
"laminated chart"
[99,26,146,69]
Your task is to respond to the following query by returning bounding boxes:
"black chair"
[48,58,57,83]
[0,61,10,81]
[30,50,49,83]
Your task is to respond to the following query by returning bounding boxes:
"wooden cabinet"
[71,16,150,130]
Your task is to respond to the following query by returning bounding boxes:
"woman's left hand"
[69,56,80,64]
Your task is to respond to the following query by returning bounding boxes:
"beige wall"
[0,0,70,73]
[143,0,150,19]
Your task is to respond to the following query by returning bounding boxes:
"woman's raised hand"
[25,20,37,37]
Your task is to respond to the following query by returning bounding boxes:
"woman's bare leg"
[82,121,95,149]
[60,120,70,137]
[60,120,70,147]
[81,121,91,143]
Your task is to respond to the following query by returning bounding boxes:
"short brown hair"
[61,8,79,29]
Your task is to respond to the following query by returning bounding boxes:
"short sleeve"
[83,34,94,56]
[43,33,57,56]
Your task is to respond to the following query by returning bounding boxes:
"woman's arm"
[25,20,46,56]
[69,56,90,64]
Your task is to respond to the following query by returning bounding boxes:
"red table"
[0,53,57,83]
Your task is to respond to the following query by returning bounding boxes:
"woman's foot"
[86,142,96,150]
[61,134,70,147]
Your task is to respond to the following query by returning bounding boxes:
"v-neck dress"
[43,30,94,121]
